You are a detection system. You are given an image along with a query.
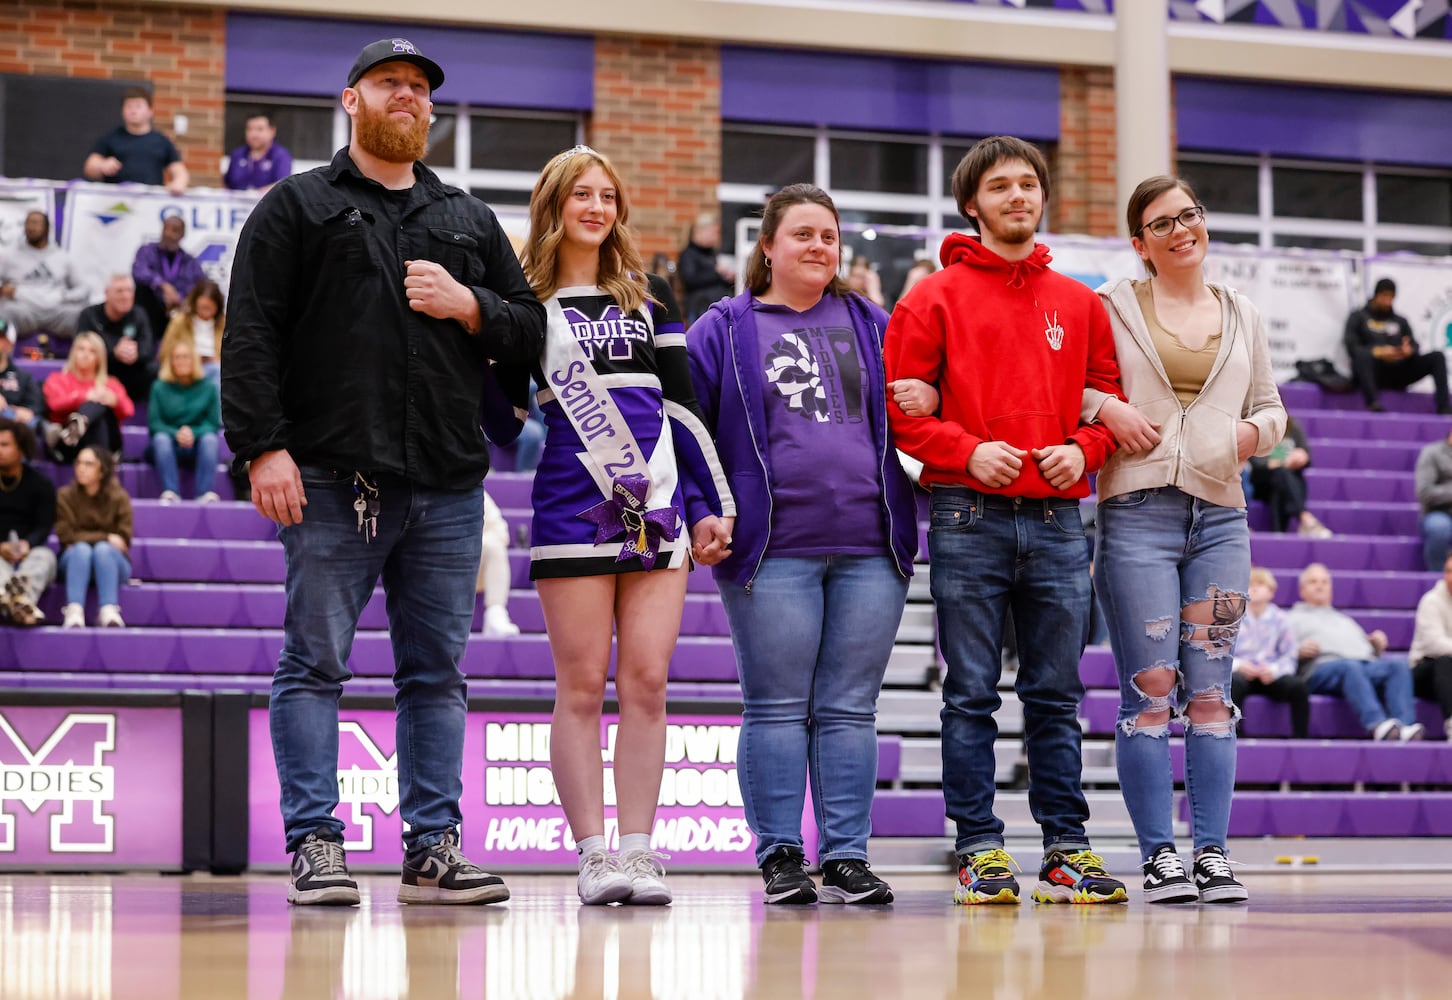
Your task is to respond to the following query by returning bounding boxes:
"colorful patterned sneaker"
[399,829,510,905]
[819,859,894,904]
[761,847,817,905]
[1192,846,1249,904]
[577,849,633,905]
[288,832,360,906]
[1140,844,1199,904]
[955,848,1021,905]
[1032,849,1128,904]
[619,849,672,906]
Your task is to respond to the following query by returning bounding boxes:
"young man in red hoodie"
[885,136,1128,906]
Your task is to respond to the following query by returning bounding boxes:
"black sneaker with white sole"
[761,847,817,905]
[1193,845,1248,904]
[399,828,510,905]
[819,859,893,904]
[289,832,360,906]
[1141,844,1198,904]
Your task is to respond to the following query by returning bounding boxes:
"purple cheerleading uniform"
[528,273,734,580]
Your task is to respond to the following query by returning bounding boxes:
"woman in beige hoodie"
[1086,176,1286,906]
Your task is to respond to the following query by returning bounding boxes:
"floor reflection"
[0,874,1448,999]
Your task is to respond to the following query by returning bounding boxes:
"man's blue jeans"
[1096,487,1247,860]
[1306,657,1416,731]
[929,488,1093,858]
[717,555,908,866]
[149,431,219,497]
[272,467,483,853]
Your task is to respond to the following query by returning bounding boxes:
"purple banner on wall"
[721,47,1060,139]
[248,708,755,869]
[0,706,183,867]
[225,13,594,110]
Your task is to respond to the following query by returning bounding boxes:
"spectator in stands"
[1249,415,1331,538]
[1408,554,1452,743]
[885,137,1129,908]
[896,250,936,305]
[161,280,225,387]
[77,274,157,405]
[846,255,886,307]
[42,331,133,463]
[0,319,49,436]
[1416,425,1452,572]
[55,446,133,629]
[1088,175,1285,905]
[222,38,544,908]
[148,336,220,505]
[133,215,206,343]
[520,146,730,907]
[224,112,293,192]
[476,490,518,638]
[1344,278,1450,415]
[0,417,56,626]
[0,211,89,340]
[1286,562,1422,742]
[677,213,734,326]
[688,183,917,907]
[1231,567,1310,738]
[83,87,189,193]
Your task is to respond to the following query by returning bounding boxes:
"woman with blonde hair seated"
[148,334,221,504]
[162,280,224,387]
[42,331,133,463]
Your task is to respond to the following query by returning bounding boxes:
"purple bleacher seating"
[1250,502,1420,537]
[1303,469,1416,504]
[120,424,234,461]
[870,790,946,837]
[1306,440,1419,472]
[1078,647,1117,689]
[1251,534,1424,572]
[1282,743,1365,784]
[1279,381,1438,415]
[877,735,902,783]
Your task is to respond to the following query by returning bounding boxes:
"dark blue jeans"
[271,467,483,853]
[929,488,1092,857]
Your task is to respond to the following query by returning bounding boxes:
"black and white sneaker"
[1193,846,1248,904]
[399,828,510,905]
[1141,844,1198,904]
[289,832,360,906]
[761,847,817,905]
[819,859,893,904]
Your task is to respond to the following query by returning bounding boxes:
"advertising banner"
[59,181,260,296]
[0,705,184,868]
[247,707,755,870]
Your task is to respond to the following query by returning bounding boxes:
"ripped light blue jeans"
[1096,487,1249,861]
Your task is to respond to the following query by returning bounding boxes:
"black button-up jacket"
[222,148,545,490]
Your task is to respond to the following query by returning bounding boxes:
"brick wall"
[590,35,721,268]
[0,0,225,185]
[1054,66,1119,237]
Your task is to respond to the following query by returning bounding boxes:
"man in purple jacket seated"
[132,214,206,339]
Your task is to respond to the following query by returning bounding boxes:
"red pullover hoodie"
[883,233,1123,498]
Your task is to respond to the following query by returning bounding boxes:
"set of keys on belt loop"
[353,471,380,541]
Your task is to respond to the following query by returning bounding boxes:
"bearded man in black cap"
[223,37,546,907]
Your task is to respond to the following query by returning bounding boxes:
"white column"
[1115,0,1172,235]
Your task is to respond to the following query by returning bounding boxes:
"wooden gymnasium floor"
[1,871,1449,999]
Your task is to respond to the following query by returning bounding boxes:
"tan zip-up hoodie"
[1084,278,1286,508]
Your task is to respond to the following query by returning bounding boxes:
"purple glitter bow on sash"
[578,474,679,570]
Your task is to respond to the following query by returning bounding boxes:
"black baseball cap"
[347,38,444,92]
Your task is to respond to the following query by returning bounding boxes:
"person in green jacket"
[148,335,220,503]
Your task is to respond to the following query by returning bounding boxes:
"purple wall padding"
[721,46,1059,138]
[1177,77,1452,168]
[225,13,593,110]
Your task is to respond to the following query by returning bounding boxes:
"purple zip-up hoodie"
[685,290,919,589]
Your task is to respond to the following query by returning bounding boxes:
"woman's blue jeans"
[717,554,908,866]
[61,541,131,607]
[1096,487,1248,861]
[149,431,219,497]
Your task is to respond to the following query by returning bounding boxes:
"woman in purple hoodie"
[686,184,919,906]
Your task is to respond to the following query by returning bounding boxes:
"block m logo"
[337,722,399,852]
[0,713,117,853]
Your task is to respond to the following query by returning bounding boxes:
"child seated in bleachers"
[1231,567,1310,738]
[55,446,133,628]
[148,336,221,504]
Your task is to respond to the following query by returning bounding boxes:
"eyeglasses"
[1135,205,1206,239]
